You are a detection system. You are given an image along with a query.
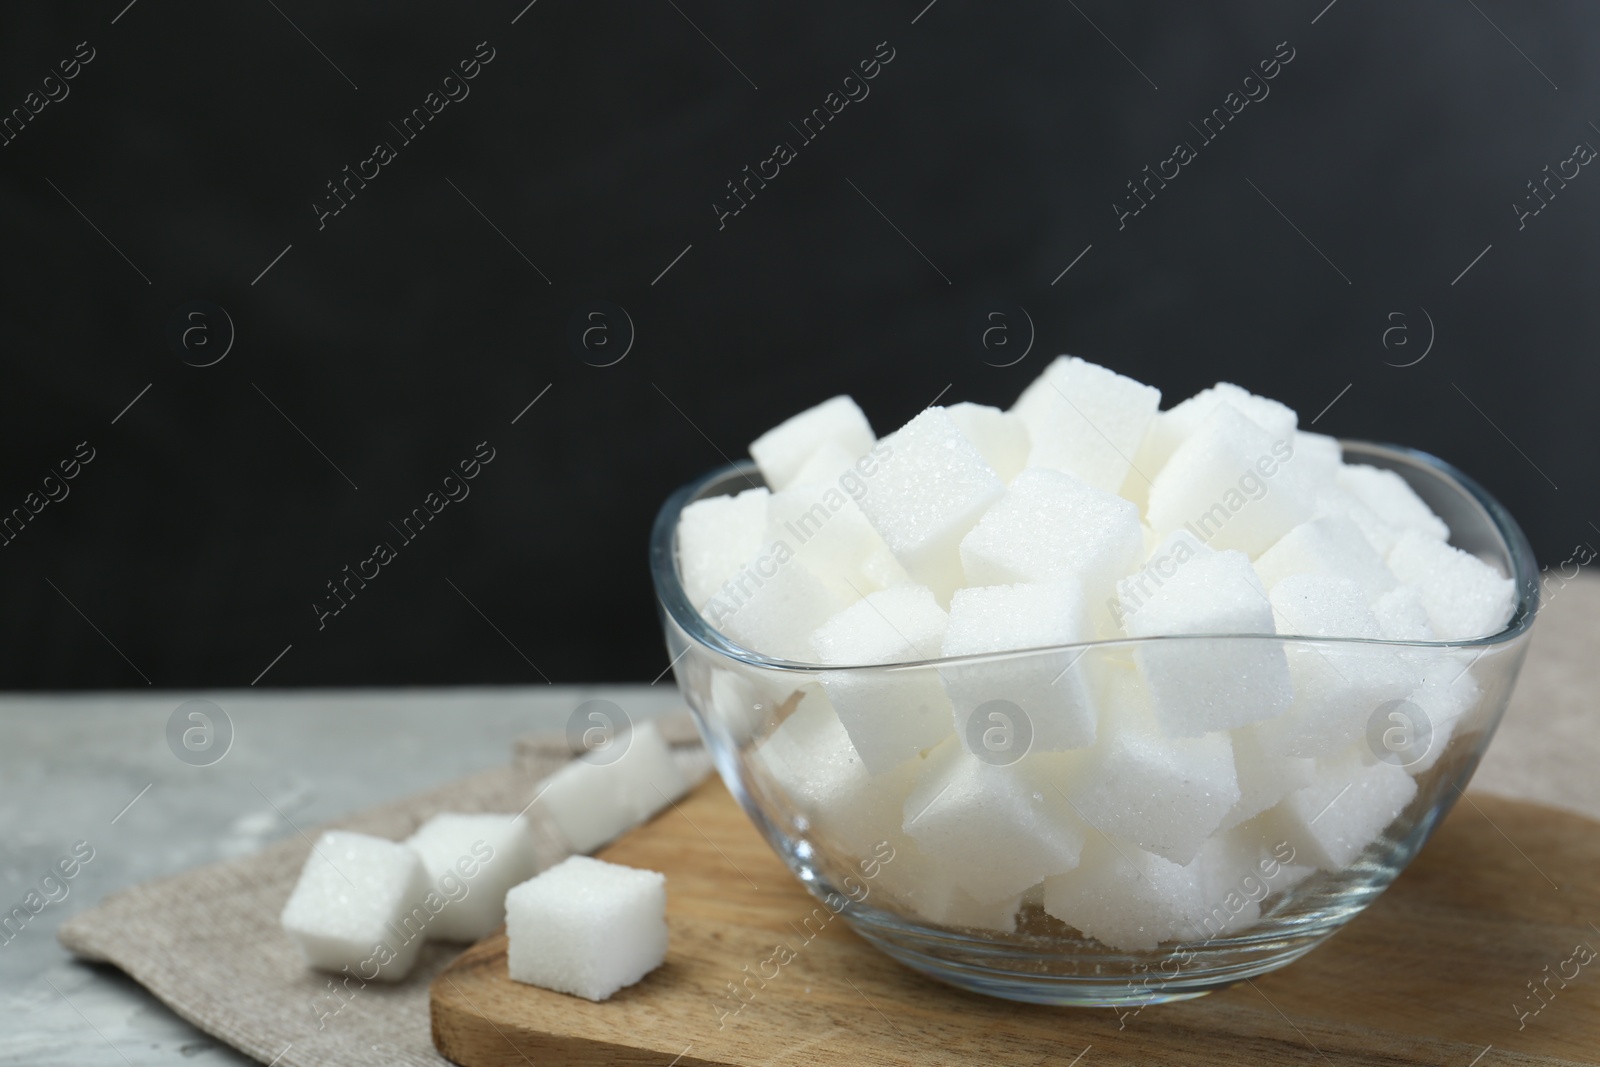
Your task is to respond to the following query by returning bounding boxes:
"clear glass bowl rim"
[649,440,1540,674]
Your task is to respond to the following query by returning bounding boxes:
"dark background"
[1,1,1593,690]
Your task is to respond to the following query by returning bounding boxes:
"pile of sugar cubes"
[678,356,1516,951]
[281,720,681,997]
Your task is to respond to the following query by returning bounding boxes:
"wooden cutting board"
[431,779,1600,1066]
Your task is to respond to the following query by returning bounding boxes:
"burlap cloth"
[57,577,1600,1067]
[58,711,712,1067]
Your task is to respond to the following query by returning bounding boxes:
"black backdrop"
[2,1,1594,690]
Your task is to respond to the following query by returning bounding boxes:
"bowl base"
[842,906,1336,1008]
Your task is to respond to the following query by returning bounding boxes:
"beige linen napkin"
[58,716,712,1067]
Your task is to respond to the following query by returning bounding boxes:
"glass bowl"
[648,441,1538,1006]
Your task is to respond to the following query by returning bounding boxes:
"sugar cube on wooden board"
[531,721,689,854]
[505,856,667,1002]
[404,814,540,942]
[280,831,432,981]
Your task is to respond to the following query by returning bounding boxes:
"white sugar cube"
[1268,571,1385,640]
[505,856,667,1001]
[959,467,1142,632]
[1272,860,1318,896]
[811,584,949,662]
[1257,643,1416,759]
[1129,383,1297,509]
[1185,827,1274,938]
[765,484,893,604]
[811,585,953,773]
[1116,532,1293,736]
[870,836,1024,933]
[1370,585,1436,642]
[1255,574,1416,758]
[1314,485,1401,558]
[1140,521,1161,556]
[1293,431,1344,483]
[853,408,1005,601]
[1167,383,1299,450]
[1168,826,1311,943]
[866,833,954,921]
[1220,728,1316,832]
[1145,404,1315,558]
[1042,837,1205,951]
[532,721,689,854]
[946,401,1030,483]
[751,691,921,855]
[940,580,1099,753]
[405,814,541,941]
[280,831,431,981]
[707,547,848,661]
[921,884,1024,934]
[1062,669,1240,864]
[1386,531,1516,641]
[1336,464,1450,541]
[749,395,874,491]
[1043,825,1305,953]
[1394,662,1482,775]
[1012,356,1161,493]
[676,488,770,610]
[1253,516,1398,603]
[1261,751,1417,871]
[790,441,859,487]
[860,542,913,591]
[902,747,1086,903]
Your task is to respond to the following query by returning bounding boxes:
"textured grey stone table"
[0,686,682,1066]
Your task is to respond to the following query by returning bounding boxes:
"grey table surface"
[0,686,684,1066]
